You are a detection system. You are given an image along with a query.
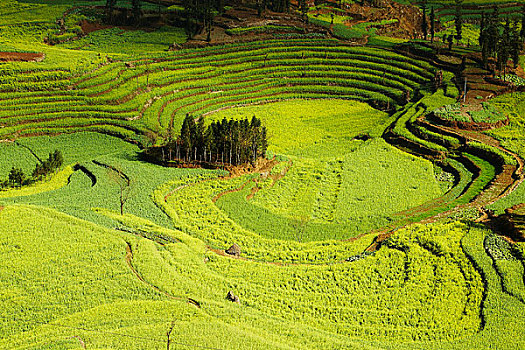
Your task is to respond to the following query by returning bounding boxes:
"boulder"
[226,290,240,303]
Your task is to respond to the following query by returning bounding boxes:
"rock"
[225,243,241,257]
[226,290,240,303]
[168,42,182,51]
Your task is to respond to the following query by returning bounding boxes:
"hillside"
[0,1,525,349]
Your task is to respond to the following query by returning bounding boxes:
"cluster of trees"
[182,0,299,39]
[183,0,223,40]
[421,2,525,72]
[256,0,291,14]
[421,0,459,46]
[105,0,141,24]
[164,114,268,166]
[479,7,524,71]
[1,150,63,189]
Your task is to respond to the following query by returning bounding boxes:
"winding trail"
[124,242,200,308]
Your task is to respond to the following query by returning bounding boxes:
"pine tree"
[521,5,525,40]
[299,0,308,23]
[171,116,267,166]
[487,6,500,58]
[196,117,206,161]
[105,0,117,23]
[421,3,428,40]
[497,18,511,75]
[8,167,25,188]
[180,114,194,161]
[430,7,435,43]
[131,0,141,25]
[511,19,521,68]
[480,13,490,68]
[454,0,463,44]
[479,12,485,47]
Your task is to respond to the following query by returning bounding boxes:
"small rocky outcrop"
[226,290,240,303]
[225,243,241,257]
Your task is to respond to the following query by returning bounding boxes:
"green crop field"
[1,0,525,349]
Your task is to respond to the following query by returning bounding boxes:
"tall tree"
[183,0,220,40]
[497,17,511,74]
[430,7,435,43]
[421,2,428,40]
[487,6,500,58]
[480,12,490,68]
[108,167,132,216]
[180,114,196,161]
[511,19,522,68]
[196,117,206,161]
[169,116,268,166]
[131,0,141,24]
[299,0,309,24]
[105,0,117,23]
[521,5,525,40]
[454,0,463,44]
[8,167,25,188]
[479,11,485,47]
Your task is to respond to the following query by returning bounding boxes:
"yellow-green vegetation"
[3,205,513,349]
[58,27,187,54]
[206,99,391,157]
[0,166,73,198]
[1,1,525,349]
[486,92,525,213]
[206,100,442,241]
[0,133,138,178]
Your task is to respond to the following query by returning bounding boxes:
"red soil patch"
[80,19,159,35]
[0,52,45,62]
[80,20,113,34]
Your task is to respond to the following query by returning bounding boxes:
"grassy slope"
[0,133,224,229]
[0,0,524,349]
[0,132,138,178]
[5,205,518,350]
[486,93,525,214]
[2,205,524,349]
[210,100,443,241]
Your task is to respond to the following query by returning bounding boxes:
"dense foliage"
[161,115,268,165]
[0,150,63,189]
[0,1,525,349]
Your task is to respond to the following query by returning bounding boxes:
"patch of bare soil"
[80,19,114,34]
[485,203,525,242]
[0,52,45,62]
[314,0,425,39]
[182,6,329,48]
[246,160,292,200]
[80,19,161,35]
[211,157,283,202]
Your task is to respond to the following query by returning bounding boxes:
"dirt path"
[367,108,525,251]
[0,52,44,62]
[124,242,200,307]
[71,335,86,349]
[125,242,180,299]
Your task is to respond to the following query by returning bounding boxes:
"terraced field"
[1,1,525,349]
[0,38,437,144]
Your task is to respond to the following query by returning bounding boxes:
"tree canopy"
[162,115,268,166]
